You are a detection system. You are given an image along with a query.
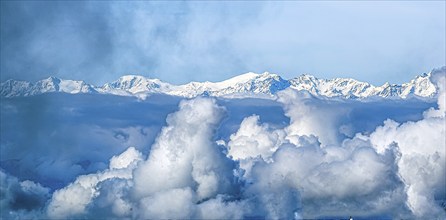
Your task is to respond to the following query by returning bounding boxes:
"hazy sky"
[1,1,445,85]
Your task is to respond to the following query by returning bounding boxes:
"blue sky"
[1,1,444,85]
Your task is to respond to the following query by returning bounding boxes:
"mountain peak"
[118,75,147,81]
[259,71,282,79]
[42,76,62,83]
[223,72,260,83]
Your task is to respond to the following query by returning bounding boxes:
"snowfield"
[1,67,445,219]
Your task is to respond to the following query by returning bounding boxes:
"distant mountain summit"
[289,72,436,99]
[0,76,96,97]
[1,68,441,99]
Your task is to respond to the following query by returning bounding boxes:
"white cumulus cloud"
[3,69,445,219]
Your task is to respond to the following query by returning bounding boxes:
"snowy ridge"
[0,76,96,97]
[289,72,437,99]
[1,68,441,99]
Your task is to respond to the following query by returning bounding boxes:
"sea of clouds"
[1,68,445,219]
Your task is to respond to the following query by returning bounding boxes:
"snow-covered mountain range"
[0,70,438,99]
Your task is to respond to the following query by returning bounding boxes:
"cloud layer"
[1,68,445,219]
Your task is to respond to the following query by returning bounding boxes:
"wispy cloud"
[1,1,444,84]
